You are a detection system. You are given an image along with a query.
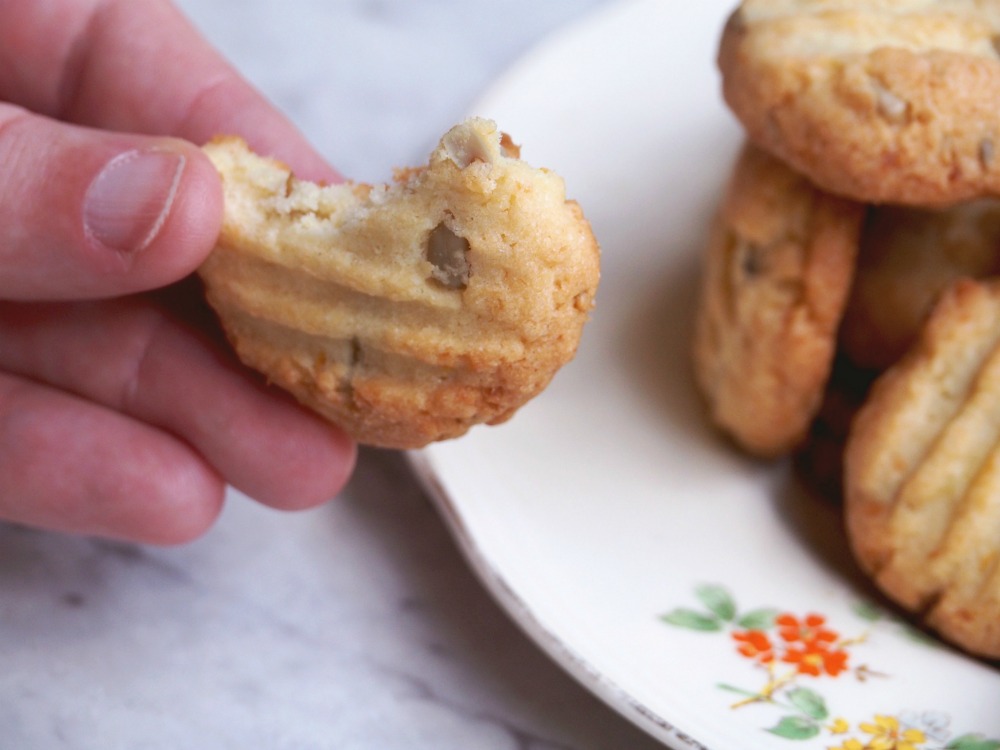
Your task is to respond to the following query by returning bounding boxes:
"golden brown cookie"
[198,119,600,449]
[692,142,865,458]
[719,0,1000,206]
[840,200,1000,370]
[844,278,1000,658]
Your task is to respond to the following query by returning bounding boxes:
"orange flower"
[732,630,774,664]
[782,640,849,677]
[776,613,838,647]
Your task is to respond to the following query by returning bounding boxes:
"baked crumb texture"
[693,142,863,458]
[720,0,1000,206]
[845,279,1000,658]
[198,118,600,449]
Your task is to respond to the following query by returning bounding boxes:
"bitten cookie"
[840,199,1000,370]
[198,118,600,449]
[692,142,865,458]
[719,0,1000,206]
[844,278,1000,658]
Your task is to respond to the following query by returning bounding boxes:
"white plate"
[409,1,1000,747]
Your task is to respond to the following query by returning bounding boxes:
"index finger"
[0,0,340,183]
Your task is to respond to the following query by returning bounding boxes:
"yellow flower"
[858,715,927,750]
[827,739,864,750]
[829,718,851,735]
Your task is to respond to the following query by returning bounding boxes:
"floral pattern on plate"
[661,585,999,749]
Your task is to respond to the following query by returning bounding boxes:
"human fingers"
[0,0,340,183]
[0,103,222,301]
[0,298,357,509]
[0,372,225,545]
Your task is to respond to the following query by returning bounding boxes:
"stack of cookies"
[693,0,1000,659]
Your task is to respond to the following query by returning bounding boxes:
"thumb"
[0,103,222,300]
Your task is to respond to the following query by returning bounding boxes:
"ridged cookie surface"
[198,119,600,449]
[719,0,1000,205]
[845,278,1000,658]
[692,142,864,457]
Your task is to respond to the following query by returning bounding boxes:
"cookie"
[719,0,1000,206]
[198,118,600,449]
[692,142,864,458]
[840,199,1000,370]
[844,278,1000,658]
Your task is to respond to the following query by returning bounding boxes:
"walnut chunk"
[441,121,518,167]
[981,137,995,169]
[426,223,470,290]
[873,82,908,124]
[443,127,494,168]
[734,237,765,278]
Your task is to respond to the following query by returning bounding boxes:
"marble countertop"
[0,1,666,747]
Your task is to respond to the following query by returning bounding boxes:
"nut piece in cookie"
[840,199,1000,371]
[719,0,1000,205]
[844,278,1000,658]
[692,142,864,458]
[198,118,600,449]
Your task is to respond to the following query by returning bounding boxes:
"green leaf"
[786,688,828,721]
[737,608,779,630]
[716,683,759,699]
[767,716,821,741]
[947,734,1000,750]
[695,584,737,622]
[852,600,884,622]
[660,608,722,631]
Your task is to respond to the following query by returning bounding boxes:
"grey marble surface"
[0,1,667,747]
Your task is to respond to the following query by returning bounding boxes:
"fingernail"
[84,148,186,255]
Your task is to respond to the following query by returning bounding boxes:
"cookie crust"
[845,278,1000,658]
[692,142,864,457]
[719,0,1000,206]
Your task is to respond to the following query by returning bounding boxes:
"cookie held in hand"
[198,119,600,449]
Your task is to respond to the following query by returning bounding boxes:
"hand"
[0,0,357,544]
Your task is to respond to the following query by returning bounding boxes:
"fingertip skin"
[252,418,359,511]
[0,104,224,300]
[81,137,226,282]
[133,139,225,283]
[83,138,223,284]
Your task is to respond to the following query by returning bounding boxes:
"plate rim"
[407,450,713,750]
